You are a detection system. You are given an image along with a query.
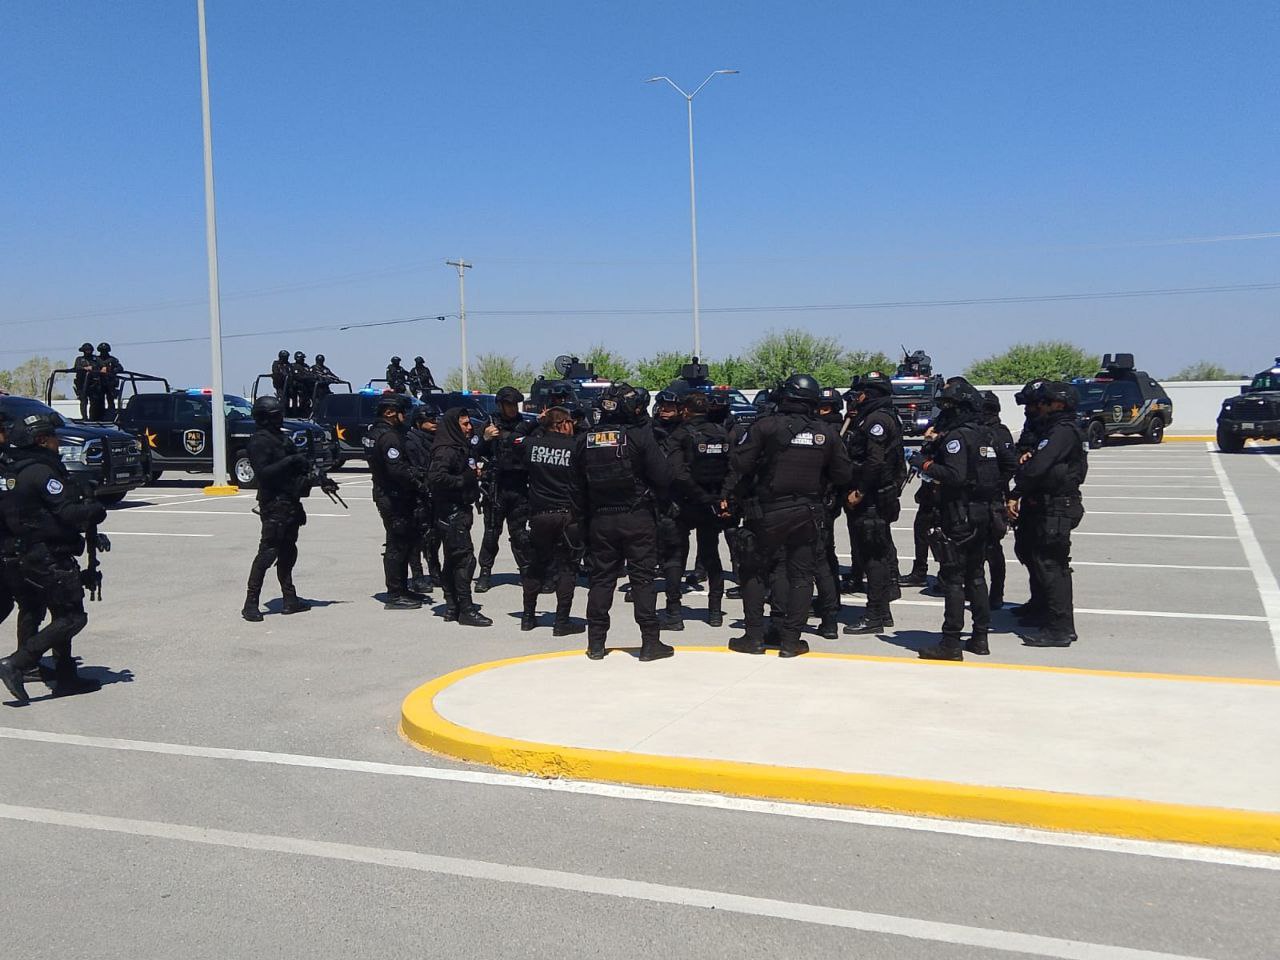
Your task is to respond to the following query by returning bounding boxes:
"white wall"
[977,381,1246,435]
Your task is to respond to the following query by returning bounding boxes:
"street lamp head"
[716,69,739,75]
[645,76,666,83]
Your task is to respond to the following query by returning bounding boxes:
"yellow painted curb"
[1163,435,1215,442]
[400,649,1280,854]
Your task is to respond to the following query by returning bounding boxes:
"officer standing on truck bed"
[73,343,97,420]
[0,412,108,703]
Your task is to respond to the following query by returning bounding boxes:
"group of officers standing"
[239,367,1088,662]
[71,342,124,421]
[269,350,341,418]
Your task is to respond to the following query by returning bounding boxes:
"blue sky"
[2,0,1277,392]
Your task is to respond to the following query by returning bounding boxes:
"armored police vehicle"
[116,389,334,487]
[0,394,149,506]
[1216,357,1280,452]
[891,350,944,436]
[669,358,758,425]
[524,356,616,418]
[1071,353,1173,447]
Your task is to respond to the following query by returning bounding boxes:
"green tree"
[1166,361,1246,381]
[708,355,757,389]
[0,355,68,399]
[963,341,1099,385]
[740,329,890,390]
[443,353,536,393]
[633,351,688,390]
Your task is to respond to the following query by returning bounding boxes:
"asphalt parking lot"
[1,440,1277,959]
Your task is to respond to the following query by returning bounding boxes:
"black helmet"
[251,395,285,425]
[817,386,841,407]
[12,412,60,447]
[80,342,94,353]
[294,351,306,362]
[939,380,982,410]
[1039,380,1079,410]
[376,393,412,416]
[315,354,325,364]
[411,403,440,425]
[545,379,575,403]
[390,356,402,364]
[854,371,892,398]
[655,387,682,407]
[597,384,637,424]
[1014,380,1047,406]
[414,356,425,365]
[495,386,524,405]
[981,390,1001,414]
[278,349,290,361]
[781,373,821,404]
[97,342,111,353]
[632,386,651,411]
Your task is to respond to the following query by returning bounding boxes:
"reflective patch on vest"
[699,443,725,455]
[980,446,997,459]
[945,439,962,454]
[387,447,401,460]
[1037,438,1050,450]
[46,478,64,495]
[870,423,885,437]
[587,430,623,448]
[737,429,750,445]
[814,433,826,445]
[362,436,374,448]
[790,432,815,446]
[530,445,573,467]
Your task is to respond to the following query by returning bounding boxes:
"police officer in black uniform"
[271,350,292,402]
[911,380,1012,659]
[409,357,438,397]
[651,386,688,622]
[241,396,315,621]
[842,372,905,635]
[1010,380,1048,623]
[367,393,425,609]
[663,391,732,629]
[811,387,846,638]
[1011,381,1088,647]
[475,386,534,593]
[0,412,108,703]
[73,343,97,420]
[386,357,409,394]
[404,404,442,593]
[0,414,15,632]
[290,351,314,417]
[520,406,587,635]
[90,342,123,420]
[980,390,1017,609]
[726,374,853,658]
[311,354,338,401]
[583,384,673,661]
[428,408,492,626]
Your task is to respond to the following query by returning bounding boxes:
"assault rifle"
[78,479,112,601]
[308,465,348,509]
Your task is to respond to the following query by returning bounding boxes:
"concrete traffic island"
[400,648,1280,853]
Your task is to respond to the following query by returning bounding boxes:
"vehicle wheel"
[1086,420,1106,450]
[149,469,164,482]
[1143,416,1165,444]
[97,491,127,507]
[232,450,258,488]
[1216,428,1245,453]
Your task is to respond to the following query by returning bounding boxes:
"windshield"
[892,381,932,397]
[0,396,66,427]
[1249,373,1280,392]
[223,395,253,418]
[1074,383,1108,406]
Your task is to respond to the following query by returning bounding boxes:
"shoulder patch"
[814,432,826,445]
[737,429,750,445]
[790,432,815,447]
[587,430,623,448]
[362,436,374,448]
[46,478,64,495]
[945,438,962,455]
[387,447,401,460]
[869,423,885,437]
[1037,438,1050,450]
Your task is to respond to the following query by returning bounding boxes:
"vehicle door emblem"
[183,429,206,455]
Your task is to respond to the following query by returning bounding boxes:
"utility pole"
[197,0,235,494]
[446,259,473,392]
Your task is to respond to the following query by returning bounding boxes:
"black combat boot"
[817,616,839,640]
[586,636,607,660]
[920,638,964,661]
[660,601,684,631]
[778,636,810,658]
[1023,630,1073,648]
[281,587,312,615]
[839,576,865,594]
[899,565,928,587]
[473,569,493,594]
[844,616,885,635]
[707,602,724,628]
[728,635,766,655]
[520,609,537,631]
[408,575,435,594]
[0,657,30,704]
[241,592,264,622]
[639,636,675,662]
[459,607,493,627]
[552,607,585,636]
[51,658,101,697]
[964,632,990,656]
[384,593,423,611]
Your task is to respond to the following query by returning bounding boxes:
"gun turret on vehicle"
[1071,352,1173,448]
[890,348,944,436]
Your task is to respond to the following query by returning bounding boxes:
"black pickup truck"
[116,389,335,487]
[1217,359,1280,452]
[0,395,149,505]
[1071,353,1173,447]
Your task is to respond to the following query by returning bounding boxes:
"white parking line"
[1083,511,1229,518]
[1073,532,1236,540]
[126,509,349,518]
[0,728,1272,871]
[1086,484,1221,489]
[1257,454,1280,478]
[1208,445,1280,667]
[0,803,1220,959]
[103,532,214,538]
[1087,497,1226,502]
[890,598,1265,623]
[127,495,254,510]
[1070,561,1247,572]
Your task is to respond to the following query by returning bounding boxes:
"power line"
[0,279,1275,357]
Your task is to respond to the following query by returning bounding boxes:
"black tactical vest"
[583,425,642,509]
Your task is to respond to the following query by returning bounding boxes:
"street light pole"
[647,70,738,359]
[197,0,235,495]
[446,259,472,392]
